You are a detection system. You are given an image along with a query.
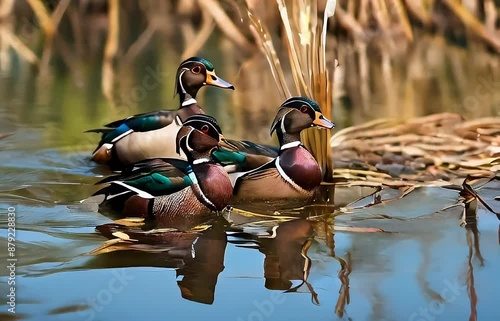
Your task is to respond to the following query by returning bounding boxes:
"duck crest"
[277,145,322,192]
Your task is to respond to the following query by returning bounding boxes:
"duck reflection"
[93,218,228,304]
[260,220,314,292]
[228,219,317,299]
[91,217,320,304]
[175,223,227,304]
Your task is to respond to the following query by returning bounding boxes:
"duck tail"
[237,140,279,157]
[91,144,113,164]
[85,128,114,134]
[93,182,152,219]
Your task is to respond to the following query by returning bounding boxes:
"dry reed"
[236,0,337,181]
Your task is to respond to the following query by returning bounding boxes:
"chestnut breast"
[278,147,322,191]
[194,164,233,210]
[177,105,204,121]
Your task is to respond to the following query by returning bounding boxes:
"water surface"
[0,33,500,321]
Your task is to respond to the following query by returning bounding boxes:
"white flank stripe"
[193,184,216,209]
[111,129,133,143]
[189,171,216,209]
[112,181,154,199]
[106,190,132,200]
[275,157,308,194]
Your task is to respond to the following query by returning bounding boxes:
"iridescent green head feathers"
[270,97,334,136]
[175,57,234,102]
[176,114,237,158]
[180,57,214,72]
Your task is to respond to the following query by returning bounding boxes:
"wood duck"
[231,97,334,202]
[92,115,236,229]
[88,57,234,169]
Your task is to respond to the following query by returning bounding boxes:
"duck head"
[270,97,334,145]
[175,57,234,105]
[176,114,237,162]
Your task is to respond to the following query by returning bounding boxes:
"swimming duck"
[231,97,334,202]
[88,57,234,168]
[92,114,235,228]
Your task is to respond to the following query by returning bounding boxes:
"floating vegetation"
[331,113,500,183]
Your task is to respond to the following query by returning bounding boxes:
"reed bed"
[1,0,499,181]
[3,0,499,75]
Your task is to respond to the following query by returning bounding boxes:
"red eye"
[200,125,210,134]
[300,106,308,113]
[192,66,202,74]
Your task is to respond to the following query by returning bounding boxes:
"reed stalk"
[237,0,337,181]
[102,0,119,107]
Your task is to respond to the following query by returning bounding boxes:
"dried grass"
[237,0,337,181]
[331,113,500,182]
[102,0,119,107]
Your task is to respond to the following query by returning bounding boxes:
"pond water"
[1,30,500,321]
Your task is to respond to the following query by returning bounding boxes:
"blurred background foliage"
[0,0,499,149]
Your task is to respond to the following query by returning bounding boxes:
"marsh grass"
[235,0,337,181]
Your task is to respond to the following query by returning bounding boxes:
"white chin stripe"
[182,98,197,107]
[280,141,302,150]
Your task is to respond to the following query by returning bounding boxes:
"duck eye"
[300,106,309,113]
[200,125,210,134]
[192,66,202,74]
